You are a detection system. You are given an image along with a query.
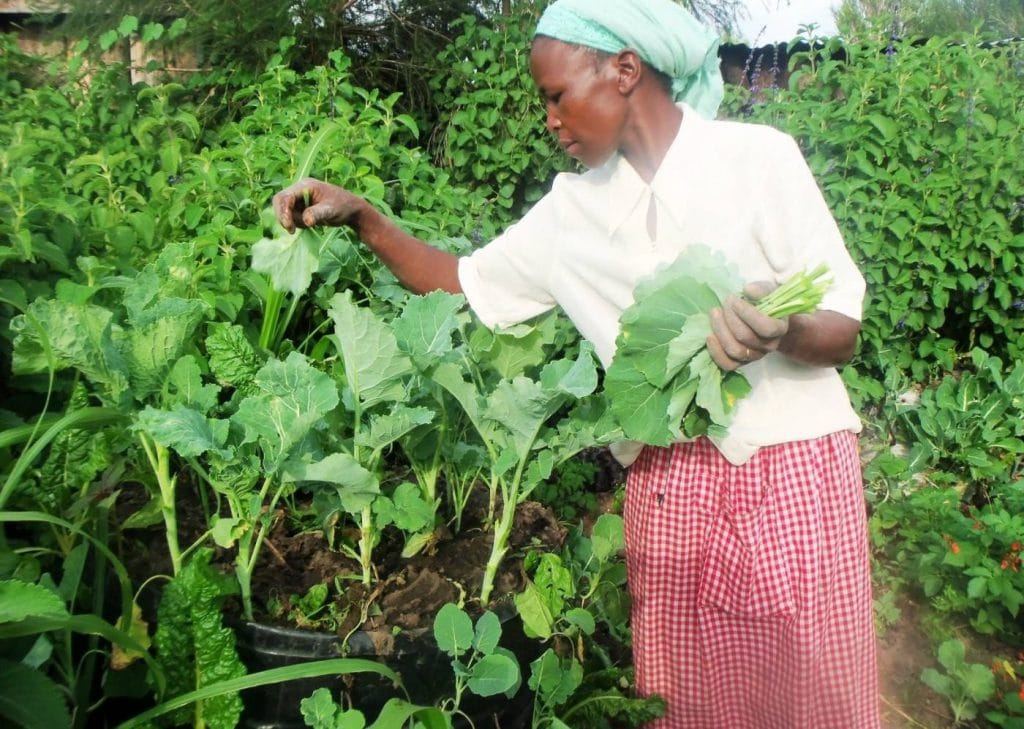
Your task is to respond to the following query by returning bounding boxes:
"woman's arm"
[273,178,462,295]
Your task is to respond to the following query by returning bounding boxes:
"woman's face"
[529,37,627,169]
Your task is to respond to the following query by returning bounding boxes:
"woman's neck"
[620,97,684,183]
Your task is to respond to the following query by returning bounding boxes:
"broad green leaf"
[356,406,434,451]
[603,246,755,444]
[393,291,466,369]
[373,482,433,533]
[564,608,596,636]
[484,377,555,459]
[35,383,110,513]
[433,603,474,658]
[485,349,597,461]
[539,343,599,398]
[962,663,996,703]
[0,279,27,308]
[528,649,582,706]
[329,291,413,410]
[0,580,69,623]
[472,610,502,655]
[590,513,625,562]
[514,580,554,640]
[466,653,520,697]
[141,21,164,42]
[693,351,730,427]
[866,113,898,141]
[430,362,491,441]
[663,313,712,386]
[920,667,953,698]
[282,452,379,514]
[470,322,550,379]
[136,406,231,459]
[117,15,139,36]
[206,323,262,394]
[0,658,72,729]
[937,639,966,671]
[300,688,352,729]
[123,298,208,401]
[233,352,339,472]
[367,698,450,729]
[252,229,323,296]
[99,29,118,50]
[153,550,245,728]
[11,299,130,404]
[622,277,721,389]
[603,361,675,446]
[210,516,245,549]
[168,355,221,412]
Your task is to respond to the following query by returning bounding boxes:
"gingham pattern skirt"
[624,432,880,728]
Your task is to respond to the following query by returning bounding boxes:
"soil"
[245,495,566,641]
[116,475,568,647]
[877,597,957,728]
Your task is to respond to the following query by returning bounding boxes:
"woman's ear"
[615,49,643,94]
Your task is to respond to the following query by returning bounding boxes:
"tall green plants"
[429,8,570,217]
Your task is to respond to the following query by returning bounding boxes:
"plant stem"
[479,456,528,605]
[138,432,182,575]
[259,288,285,351]
[359,506,373,586]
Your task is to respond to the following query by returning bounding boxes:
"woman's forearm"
[353,204,463,295]
[777,310,860,368]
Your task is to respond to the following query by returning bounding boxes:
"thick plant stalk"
[478,456,529,606]
[138,432,182,575]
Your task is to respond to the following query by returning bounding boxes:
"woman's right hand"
[272,178,367,233]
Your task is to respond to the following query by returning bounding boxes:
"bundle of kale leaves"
[603,245,831,446]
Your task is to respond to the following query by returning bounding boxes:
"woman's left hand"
[706,281,788,371]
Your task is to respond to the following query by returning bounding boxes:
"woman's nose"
[545,105,561,132]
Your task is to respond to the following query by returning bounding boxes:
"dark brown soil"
[115,477,567,648]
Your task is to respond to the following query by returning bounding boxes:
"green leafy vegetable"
[604,246,831,446]
[153,549,246,729]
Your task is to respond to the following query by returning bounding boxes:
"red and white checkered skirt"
[624,431,880,728]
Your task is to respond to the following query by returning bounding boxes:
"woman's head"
[529,37,641,169]
[533,0,723,119]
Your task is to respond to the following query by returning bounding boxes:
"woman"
[273,1,880,726]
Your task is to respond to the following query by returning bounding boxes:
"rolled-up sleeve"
[755,132,866,322]
[457,192,560,329]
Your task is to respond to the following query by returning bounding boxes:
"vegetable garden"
[1,10,1023,729]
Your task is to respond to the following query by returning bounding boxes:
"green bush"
[429,8,572,218]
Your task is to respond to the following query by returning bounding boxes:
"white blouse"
[458,104,865,465]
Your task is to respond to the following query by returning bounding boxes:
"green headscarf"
[534,0,724,119]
